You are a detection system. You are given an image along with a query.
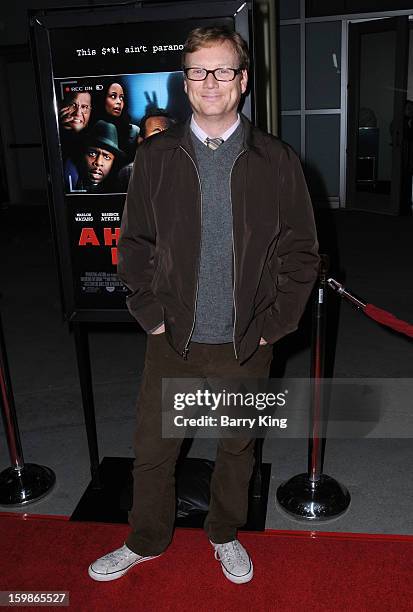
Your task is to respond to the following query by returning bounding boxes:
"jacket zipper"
[229,149,246,360]
[180,145,202,359]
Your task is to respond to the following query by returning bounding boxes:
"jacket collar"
[148,113,265,155]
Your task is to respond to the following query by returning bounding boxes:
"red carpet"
[1,513,413,611]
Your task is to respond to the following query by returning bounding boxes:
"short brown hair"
[182,26,250,72]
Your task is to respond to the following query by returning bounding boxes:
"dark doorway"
[346,16,410,215]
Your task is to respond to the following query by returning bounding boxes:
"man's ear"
[240,70,248,95]
[183,77,188,95]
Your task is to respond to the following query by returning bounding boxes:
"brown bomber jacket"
[117,114,320,364]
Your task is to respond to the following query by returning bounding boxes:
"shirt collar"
[190,114,240,144]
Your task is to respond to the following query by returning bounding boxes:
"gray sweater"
[190,124,244,343]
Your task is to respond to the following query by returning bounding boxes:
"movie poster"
[49,16,233,310]
[56,71,190,195]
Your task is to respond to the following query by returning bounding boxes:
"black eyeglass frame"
[183,67,243,81]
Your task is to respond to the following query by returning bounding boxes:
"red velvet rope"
[364,304,413,339]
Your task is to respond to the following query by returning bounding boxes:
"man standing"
[89,26,319,584]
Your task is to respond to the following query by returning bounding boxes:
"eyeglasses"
[183,67,242,82]
[70,102,91,113]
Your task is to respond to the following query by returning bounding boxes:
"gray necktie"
[205,137,224,150]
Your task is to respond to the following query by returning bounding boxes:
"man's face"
[64,92,92,132]
[144,116,170,138]
[84,146,115,185]
[183,40,248,124]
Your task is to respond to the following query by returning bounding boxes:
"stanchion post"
[0,314,24,471]
[276,255,350,520]
[308,254,328,481]
[0,311,55,506]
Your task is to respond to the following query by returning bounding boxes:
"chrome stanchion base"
[276,473,350,520]
[0,464,56,506]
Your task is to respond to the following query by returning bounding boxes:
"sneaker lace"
[106,547,131,567]
[214,541,247,568]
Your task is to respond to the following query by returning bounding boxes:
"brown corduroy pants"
[125,334,273,556]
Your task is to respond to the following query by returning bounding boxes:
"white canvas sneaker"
[88,544,161,581]
[210,539,253,584]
